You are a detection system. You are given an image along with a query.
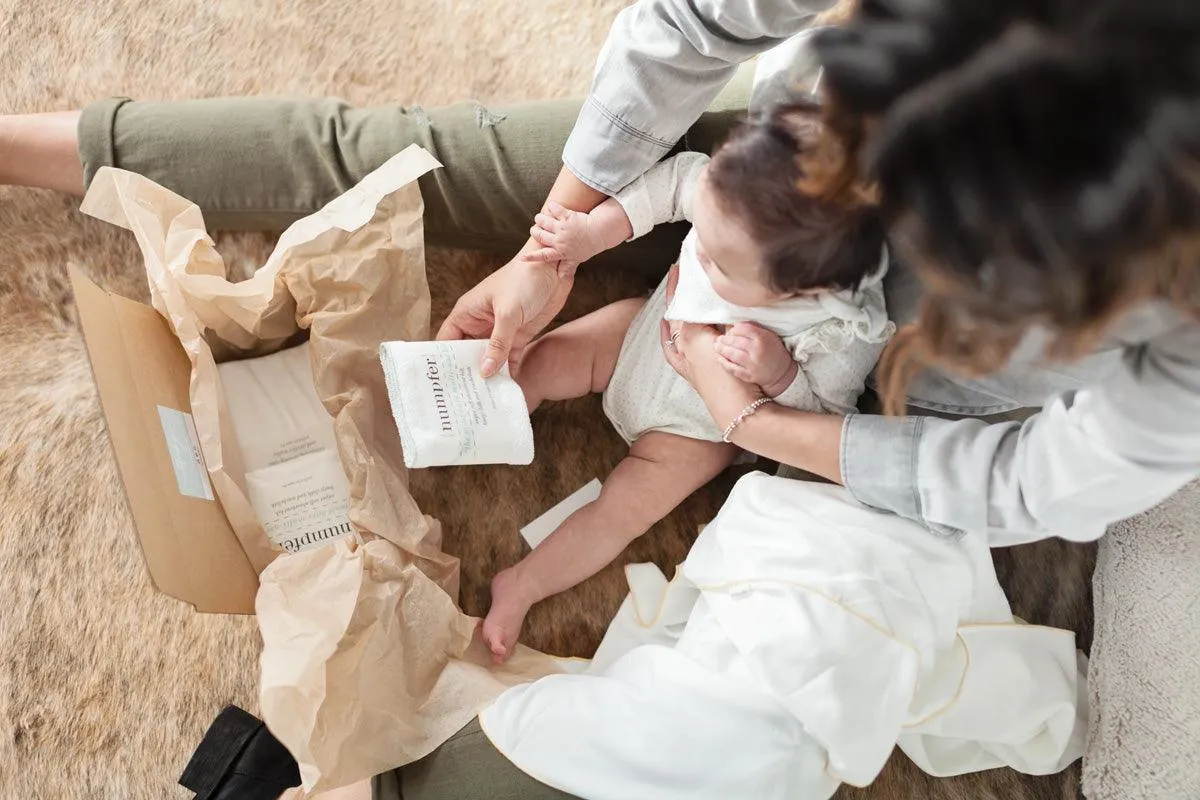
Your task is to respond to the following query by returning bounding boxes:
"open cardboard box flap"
[71,265,257,614]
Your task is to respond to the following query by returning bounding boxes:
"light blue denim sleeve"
[562,0,831,195]
[842,321,1200,547]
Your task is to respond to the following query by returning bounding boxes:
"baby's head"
[692,100,885,307]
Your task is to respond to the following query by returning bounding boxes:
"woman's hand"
[437,166,606,377]
[659,267,765,429]
[436,253,575,377]
[660,266,845,481]
[714,322,798,398]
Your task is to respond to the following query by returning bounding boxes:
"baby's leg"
[516,297,643,412]
[483,432,737,662]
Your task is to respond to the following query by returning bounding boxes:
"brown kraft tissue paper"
[78,145,560,791]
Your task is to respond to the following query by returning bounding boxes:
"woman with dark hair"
[665,0,1200,545]
[672,0,1200,544]
[2,0,1198,797]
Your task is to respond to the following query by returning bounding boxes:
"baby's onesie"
[601,152,894,444]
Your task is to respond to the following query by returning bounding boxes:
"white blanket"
[480,474,1086,800]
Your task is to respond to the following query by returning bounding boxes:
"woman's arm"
[672,311,1200,547]
[730,404,846,482]
[438,0,828,373]
[843,320,1200,545]
[564,0,833,196]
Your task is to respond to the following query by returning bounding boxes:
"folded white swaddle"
[380,339,534,468]
[481,474,1087,800]
[218,342,355,554]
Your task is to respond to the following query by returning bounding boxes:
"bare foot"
[483,568,535,665]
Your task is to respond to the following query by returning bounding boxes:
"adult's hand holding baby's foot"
[482,567,536,664]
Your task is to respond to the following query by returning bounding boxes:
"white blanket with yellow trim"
[479,474,1086,800]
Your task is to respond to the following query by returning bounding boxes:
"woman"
[3,0,1198,797]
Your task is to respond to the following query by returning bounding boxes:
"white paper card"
[520,479,602,549]
[156,405,215,501]
[245,450,355,554]
[217,343,355,553]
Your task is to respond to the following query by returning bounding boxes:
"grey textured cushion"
[1084,480,1200,799]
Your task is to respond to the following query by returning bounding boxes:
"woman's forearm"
[728,404,845,484]
[545,165,607,215]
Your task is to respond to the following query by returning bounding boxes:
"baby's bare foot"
[483,568,535,665]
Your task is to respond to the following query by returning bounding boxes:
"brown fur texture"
[0,1,1094,797]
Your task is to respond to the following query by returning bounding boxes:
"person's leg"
[483,431,737,661]
[369,718,579,800]
[301,780,372,799]
[515,297,644,410]
[1,62,751,251]
[0,112,84,194]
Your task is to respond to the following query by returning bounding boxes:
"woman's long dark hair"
[811,0,1200,413]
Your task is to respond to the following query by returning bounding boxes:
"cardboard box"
[71,265,258,614]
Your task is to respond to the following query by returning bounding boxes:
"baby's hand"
[714,322,798,398]
[522,201,608,268]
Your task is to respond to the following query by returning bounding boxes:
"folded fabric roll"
[380,339,534,468]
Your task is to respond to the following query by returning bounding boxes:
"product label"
[266,433,325,466]
[245,449,355,554]
[156,406,215,501]
[421,343,498,460]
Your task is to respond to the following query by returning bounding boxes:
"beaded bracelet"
[721,397,773,443]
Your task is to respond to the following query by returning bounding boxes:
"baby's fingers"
[530,225,558,248]
[521,247,562,263]
[714,338,749,365]
[546,200,571,220]
[717,354,753,382]
[534,213,561,233]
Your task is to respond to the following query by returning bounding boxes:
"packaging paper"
[80,146,560,790]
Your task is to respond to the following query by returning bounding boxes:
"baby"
[483,101,894,662]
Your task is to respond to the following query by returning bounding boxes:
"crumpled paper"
[80,146,560,791]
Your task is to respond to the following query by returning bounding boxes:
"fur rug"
[0,1,1095,797]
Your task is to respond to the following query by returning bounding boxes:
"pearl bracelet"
[721,397,773,443]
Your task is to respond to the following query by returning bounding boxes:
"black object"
[179,706,301,800]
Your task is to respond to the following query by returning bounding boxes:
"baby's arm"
[716,324,888,414]
[522,199,634,268]
[714,322,799,398]
[779,336,890,415]
[522,152,710,268]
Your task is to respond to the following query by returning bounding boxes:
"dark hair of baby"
[705,99,885,295]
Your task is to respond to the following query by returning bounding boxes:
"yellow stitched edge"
[623,562,691,629]
[900,622,1077,731]
[901,632,971,730]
